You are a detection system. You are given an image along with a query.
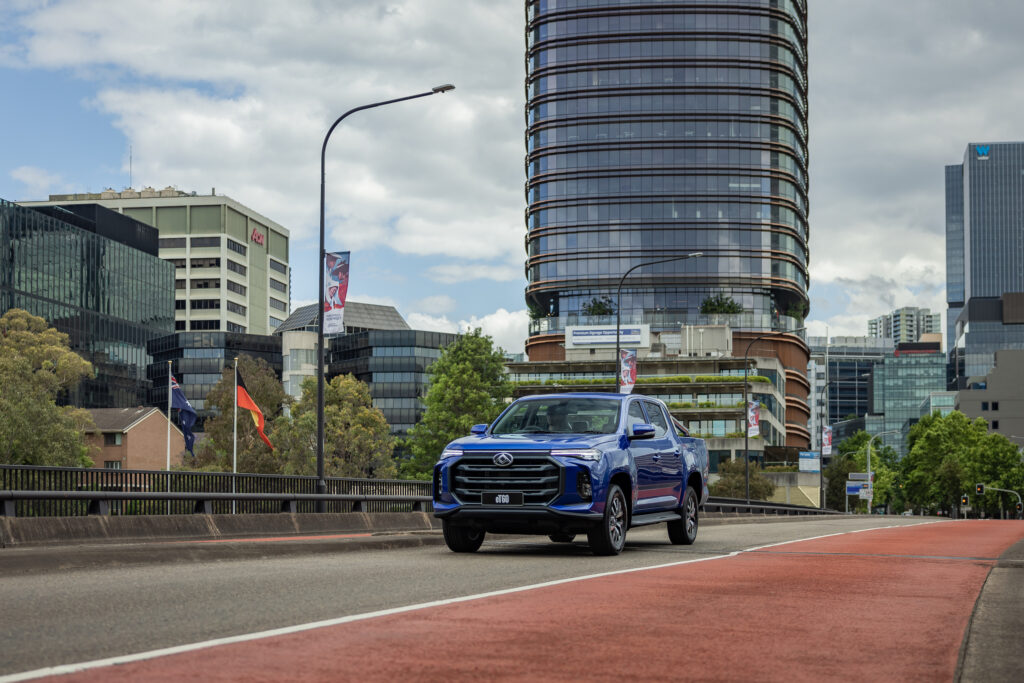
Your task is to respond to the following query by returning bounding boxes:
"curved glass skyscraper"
[525,0,809,359]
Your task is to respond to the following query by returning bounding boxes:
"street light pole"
[743,327,806,503]
[614,252,701,391]
[864,429,899,514]
[316,84,454,511]
[817,378,835,510]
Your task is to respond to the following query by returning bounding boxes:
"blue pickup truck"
[432,393,710,555]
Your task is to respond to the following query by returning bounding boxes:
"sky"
[2,0,1023,354]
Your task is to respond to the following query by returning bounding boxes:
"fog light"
[577,471,592,501]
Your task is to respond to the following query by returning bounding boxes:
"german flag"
[237,372,273,450]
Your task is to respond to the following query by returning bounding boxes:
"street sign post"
[849,472,874,482]
[846,481,868,495]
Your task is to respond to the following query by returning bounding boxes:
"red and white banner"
[323,251,350,335]
[619,349,637,394]
[822,425,833,456]
[747,401,760,437]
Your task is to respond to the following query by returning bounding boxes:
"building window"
[191,236,221,248]
[226,322,247,333]
[168,258,186,268]
[159,238,186,249]
[992,420,999,430]
[191,278,220,289]
[190,257,221,269]
[269,316,284,328]
[982,401,989,410]
[103,433,122,446]
[175,300,186,310]
[103,460,122,469]
[270,279,287,293]
[992,401,999,411]
[226,280,247,296]
[190,299,221,310]
[175,320,186,331]
[175,279,186,290]
[227,301,246,315]
[269,259,287,275]
[227,260,247,276]
[190,320,220,330]
[227,239,247,256]
[270,298,287,312]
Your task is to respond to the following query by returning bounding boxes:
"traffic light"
[1017,502,1022,514]
[961,494,969,506]
[976,483,985,495]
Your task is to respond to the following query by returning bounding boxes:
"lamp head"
[432,84,455,93]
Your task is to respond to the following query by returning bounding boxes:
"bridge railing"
[0,464,430,517]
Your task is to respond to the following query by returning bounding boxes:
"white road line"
[0,521,945,682]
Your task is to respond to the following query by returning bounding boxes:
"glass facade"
[946,142,1024,385]
[147,331,283,427]
[525,0,809,342]
[866,350,947,457]
[807,336,892,443]
[327,330,460,436]
[0,199,175,407]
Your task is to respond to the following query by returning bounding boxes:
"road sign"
[859,489,873,501]
[849,472,874,481]
[846,481,868,495]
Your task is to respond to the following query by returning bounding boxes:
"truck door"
[627,400,661,510]
[642,400,683,508]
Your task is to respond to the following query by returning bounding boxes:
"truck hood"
[447,433,619,451]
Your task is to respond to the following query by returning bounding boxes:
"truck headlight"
[551,448,601,461]
[439,448,462,462]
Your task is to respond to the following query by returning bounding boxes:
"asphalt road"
[0,517,1020,681]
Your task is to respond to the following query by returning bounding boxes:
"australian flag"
[170,374,197,457]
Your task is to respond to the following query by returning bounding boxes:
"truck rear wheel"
[588,484,628,556]
[667,485,699,545]
[442,521,485,553]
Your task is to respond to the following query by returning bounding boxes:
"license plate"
[483,491,523,505]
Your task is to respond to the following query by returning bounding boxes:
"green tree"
[826,430,898,513]
[195,354,290,473]
[709,457,775,501]
[402,329,512,479]
[0,309,95,466]
[699,293,743,315]
[273,374,396,478]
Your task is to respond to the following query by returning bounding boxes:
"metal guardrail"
[704,496,840,516]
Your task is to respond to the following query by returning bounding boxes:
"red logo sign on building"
[250,228,265,245]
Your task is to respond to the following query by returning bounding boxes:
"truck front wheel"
[442,521,485,553]
[588,484,628,555]
[667,485,699,545]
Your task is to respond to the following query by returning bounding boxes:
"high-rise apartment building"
[524,0,809,360]
[867,307,941,344]
[1,199,175,407]
[946,142,1024,386]
[22,188,290,336]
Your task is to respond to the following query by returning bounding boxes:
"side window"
[627,402,647,429]
[643,401,670,438]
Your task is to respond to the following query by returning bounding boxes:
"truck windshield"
[490,398,621,435]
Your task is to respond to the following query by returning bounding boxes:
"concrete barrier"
[0,512,442,548]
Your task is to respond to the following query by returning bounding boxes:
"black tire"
[548,533,576,543]
[442,521,485,553]
[588,483,628,556]
[668,485,699,545]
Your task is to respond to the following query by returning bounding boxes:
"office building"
[22,188,290,336]
[1,199,175,407]
[807,336,892,449]
[955,349,1024,447]
[867,307,941,344]
[865,340,947,457]
[525,0,809,359]
[275,301,411,400]
[946,142,1024,386]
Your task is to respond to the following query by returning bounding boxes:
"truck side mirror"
[470,424,488,435]
[628,423,656,440]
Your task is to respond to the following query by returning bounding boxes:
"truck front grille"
[452,452,561,505]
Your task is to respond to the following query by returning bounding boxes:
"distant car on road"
[432,393,710,555]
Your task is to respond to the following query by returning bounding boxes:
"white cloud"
[413,295,456,315]
[427,263,524,284]
[406,307,529,355]
[10,165,62,198]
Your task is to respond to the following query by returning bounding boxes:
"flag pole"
[166,360,172,515]
[233,357,238,515]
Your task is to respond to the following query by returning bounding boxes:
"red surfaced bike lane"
[50,520,1023,682]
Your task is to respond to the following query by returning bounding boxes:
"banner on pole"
[323,251,350,335]
[747,401,760,437]
[822,425,833,456]
[619,349,637,394]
